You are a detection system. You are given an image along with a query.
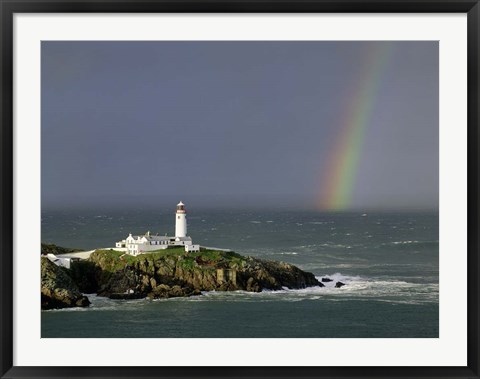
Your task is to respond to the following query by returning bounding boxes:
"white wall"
[175,213,187,237]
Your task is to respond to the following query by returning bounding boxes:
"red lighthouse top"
[176,201,186,213]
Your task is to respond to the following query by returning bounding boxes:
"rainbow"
[318,43,393,211]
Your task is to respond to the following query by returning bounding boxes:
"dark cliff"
[41,245,323,306]
[75,248,322,299]
[41,257,90,310]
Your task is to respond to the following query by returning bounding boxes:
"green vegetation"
[89,247,247,273]
[89,249,137,273]
[41,243,82,256]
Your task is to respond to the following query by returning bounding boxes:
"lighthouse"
[175,201,187,237]
[116,200,200,255]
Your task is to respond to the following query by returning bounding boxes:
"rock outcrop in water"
[41,257,90,310]
[72,248,322,299]
[41,243,325,304]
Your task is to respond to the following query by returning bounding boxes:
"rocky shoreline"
[41,245,339,310]
[41,257,90,310]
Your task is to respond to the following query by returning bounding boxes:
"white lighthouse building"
[115,201,200,256]
[175,201,187,237]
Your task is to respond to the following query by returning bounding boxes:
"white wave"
[311,274,439,303]
[43,275,439,310]
[43,294,149,312]
[42,306,89,312]
[316,272,364,283]
[382,240,438,246]
[318,243,353,249]
[326,263,356,268]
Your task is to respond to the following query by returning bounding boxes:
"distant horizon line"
[41,204,439,213]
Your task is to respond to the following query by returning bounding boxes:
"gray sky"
[41,41,438,211]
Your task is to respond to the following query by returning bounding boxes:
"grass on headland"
[89,246,247,272]
[41,243,82,256]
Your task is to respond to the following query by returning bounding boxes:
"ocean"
[41,208,438,338]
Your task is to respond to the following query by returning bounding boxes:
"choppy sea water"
[41,209,438,338]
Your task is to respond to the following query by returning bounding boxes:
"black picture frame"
[1,1,479,378]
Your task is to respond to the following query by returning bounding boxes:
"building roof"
[126,233,193,242]
[174,236,192,241]
[144,235,192,241]
[144,235,169,241]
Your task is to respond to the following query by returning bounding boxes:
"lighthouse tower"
[175,201,187,237]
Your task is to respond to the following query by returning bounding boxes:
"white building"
[116,201,200,256]
[45,254,80,269]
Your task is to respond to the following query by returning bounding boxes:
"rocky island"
[41,202,327,310]
[41,245,323,309]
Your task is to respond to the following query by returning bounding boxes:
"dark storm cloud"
[41,41,438,210]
